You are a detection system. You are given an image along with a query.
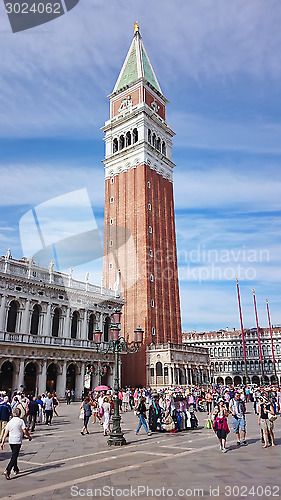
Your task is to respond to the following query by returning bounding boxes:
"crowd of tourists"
[0,383,280,479]
[0,390,60,479]
[79,384,280,448]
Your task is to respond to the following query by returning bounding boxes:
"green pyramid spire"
[113,26,162,94]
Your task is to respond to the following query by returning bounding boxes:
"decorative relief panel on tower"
[151,100,160,113]
[118,95,133,113]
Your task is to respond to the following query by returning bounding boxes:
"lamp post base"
[107,413,126,446]
[107,433,126,446]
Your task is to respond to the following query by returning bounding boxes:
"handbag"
[99,406,104,418]
[268,413,277,422]
[206,419,213,429]
[79,408,84,420]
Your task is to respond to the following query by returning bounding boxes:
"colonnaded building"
[0,254,123,399]
[183,328,281,386]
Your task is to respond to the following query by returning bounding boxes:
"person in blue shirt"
[0,397,12,441]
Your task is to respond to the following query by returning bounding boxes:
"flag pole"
[236,279,249,384]
[252,290,264,385]
[266,299,278,384]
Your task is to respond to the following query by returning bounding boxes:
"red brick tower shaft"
[102,25,182,386]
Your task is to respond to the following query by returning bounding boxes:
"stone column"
[38,361,47,395]
[82,311,88,340]
[21,299,30,334]
[14,359,25,392]
[56,361,67,399]
[184,365,188,385]
[0,295,7,332]
[170,365,174,386]
[167,364,172,387]
[43,303,52,336]
[76,363,85,401]
[64,308,71,338]
[99,313,104,340]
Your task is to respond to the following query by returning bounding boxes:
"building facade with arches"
[183,328,281,386]
[0,255,123,399]
[146,343,210,388]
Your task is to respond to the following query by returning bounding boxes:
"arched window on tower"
[148,129,151,144]
[152,133,156,147]
[119,135,125,150]
[133,128,138,144]
[52,308,60,337]
[162,141,166,155]
[7,300,18,333]
[113,138,118,153]
[71,311,79,339]
[126,131,131,147]
[156,362,163,377]
[156,137,161,151]
[30,304,40,335]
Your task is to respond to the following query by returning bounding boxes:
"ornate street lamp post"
[93,310,143,446]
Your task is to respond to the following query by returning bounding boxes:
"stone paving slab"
[0,403,281,499]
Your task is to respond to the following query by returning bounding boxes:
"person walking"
[92,398,99,424]
[27,397,39,432]
[44,393,54,426]
[229,392,247,446]
[258,396,276,448]
[205,391,213,415]
[212,399,230,453]
[135,397,151,436]
[66,390,71,405]
[36,395,44,424]
[52,393,60,416]
[101,397,111,436]
[0,397,12,441]
[122,390,130,412]
[80,396,93,435]
[1,408,32,479]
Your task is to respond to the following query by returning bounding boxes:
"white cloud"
[171,112,281,154]
[0,163,105,207]
[174,167,281,211]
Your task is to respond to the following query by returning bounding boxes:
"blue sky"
[1,0,281,332]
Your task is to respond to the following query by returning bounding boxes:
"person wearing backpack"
[229,392,247,447]
[17,396,28,426]
[258,396,276,448]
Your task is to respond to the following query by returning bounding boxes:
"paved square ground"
[1,403,280,499]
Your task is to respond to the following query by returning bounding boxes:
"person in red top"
[213,399,230,453]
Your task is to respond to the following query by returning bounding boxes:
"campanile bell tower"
[102,24,182,386]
